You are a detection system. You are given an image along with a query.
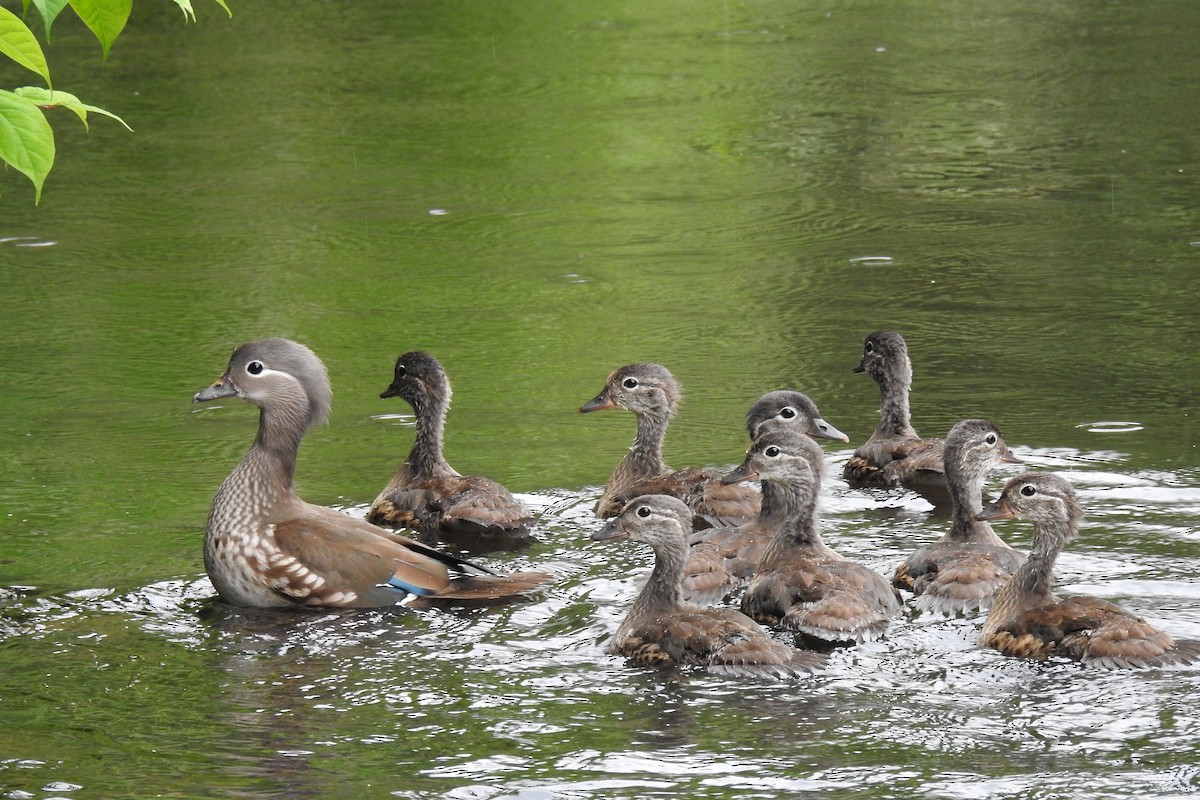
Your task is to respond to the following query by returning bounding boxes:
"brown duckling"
[580,363,761,529]
[592,494,826,677]
[978,472,1200,668]
[194,338,550,609]
[725,427,902,645]
[366,351,534,552]
[682,390,849,606]
[893,419,1025,615]
[844,330,949,508]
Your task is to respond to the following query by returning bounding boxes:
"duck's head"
[724,426,826,488]
[944,418,1022,478]
[580,363,681,418]
[747,389,849,442]
[194,337,332,431]
[591,494,692,547]
[854,330,911,383]
[978,472,1085,541]
[380,350,450,408]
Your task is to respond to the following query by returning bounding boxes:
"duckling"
[580,363,760,529]
[978,472,1200,668]
[725,427,902,645]
[194,338,550,608]
[682,391,849,606]
[592,494,826,676]
[844,330,949,508]
[893,419,1025,615]
[366,351,533,551]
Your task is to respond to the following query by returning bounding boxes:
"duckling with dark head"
[844,330,948,509]
[366,350,534,552]
[194,338,550,608]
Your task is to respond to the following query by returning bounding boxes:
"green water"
[2,1,1199,798]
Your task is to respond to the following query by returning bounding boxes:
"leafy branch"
[1,0,229,203]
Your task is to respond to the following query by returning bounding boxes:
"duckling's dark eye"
[636,506,651,517]
[396,365,407,377]
[622,377,638,389]
[985,433,997,445]
[1020,484,1037,497]
[247,361,264,375]
[764,446,782,458]
[864,342,875,354]
[780,407,797,419]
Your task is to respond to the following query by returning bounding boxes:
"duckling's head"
[591,494,692,548]
[726,426,826,491]
[978,472,1085,544]
[944,418,1022,482]
[580,363,681,419]
[194,337,332,431]
[381,350,451,410]
[854,330,911,385]
[747,390,849,443]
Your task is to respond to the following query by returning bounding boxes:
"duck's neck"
[757,481,788,528]
[628,533,687,616]
[760,476,834,561]
[874,361,917,438]
[614,410,670,482]
[401,388,455,479]
[945,457,1002,543]
[210,407,302,530]
[990,518,1071,623]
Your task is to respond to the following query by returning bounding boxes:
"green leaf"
[30,0,72,41]
[68,0,132,59]
[165,0,232,22]
[0,89,55,203]
[0,6,52,87]
[14,86,133,132]
[167,0,196,22]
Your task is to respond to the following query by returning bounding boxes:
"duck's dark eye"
[764,446,782,458]
[396,365,407,377]
[864,341,875,354]
[1020,484,1037,497]
[780,407,797,419]
[636,506,651,518]
[985,433,997,445]
[622,377,638,389]
[247,361,264,375]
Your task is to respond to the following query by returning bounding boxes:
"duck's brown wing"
[690,519,775,581]
[365,484,439,530]
[600,468,761,529]
[615,608,824,675]
[900,542,1025,616]
[844,436,947,504]
[272,506,549,606]
[434,475,533,534]
[744,557,901,642]
[1058,598,1200,668]
[680,540,741,607]
[981,596,1187,667]
[842,441,901,488]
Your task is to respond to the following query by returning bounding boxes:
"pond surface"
[2,1,1200,798]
